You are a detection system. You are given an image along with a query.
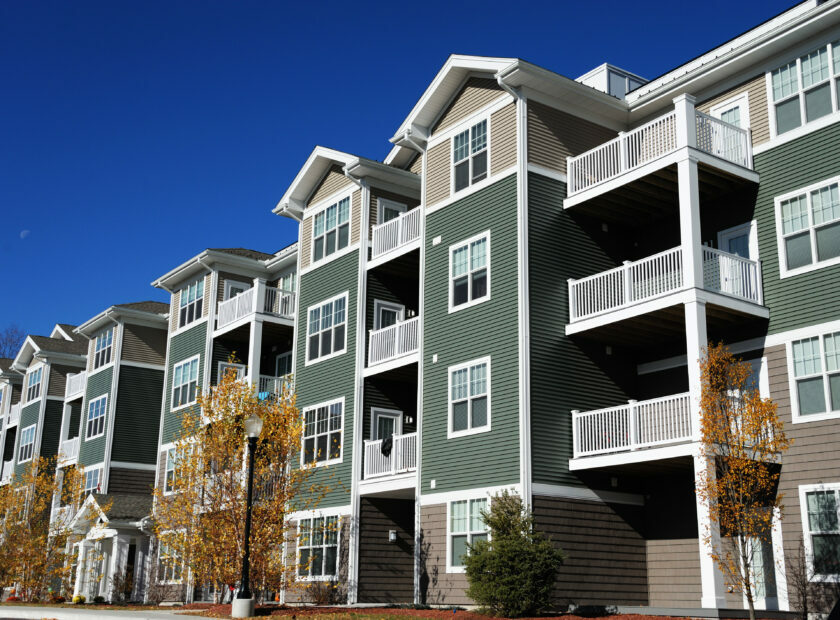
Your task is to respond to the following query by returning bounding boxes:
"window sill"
[448,295,491,315]
[88,362,115,378]
[304,349,348,368]
[756,111,840,157]
[171,317,208,338]
[791,410,840,424]
[297,575,340,582]
[301,243,360,276]
[171,402,199,413]
[779,255,840,279]
[301,456,343,469]
[448,425,491,440]
[85,432,106,442]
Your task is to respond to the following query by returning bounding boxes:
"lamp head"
[244,413,263,439]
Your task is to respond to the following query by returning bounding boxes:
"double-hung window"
[801,485,840,579]
[312,197,350,263]
[179,279,204,328]
[164,447,178,493]
[776,176,840,275]
[449,498,488,570]
[449,357,490,437]
[18,424,36,463]
[86,395,107,439]
[93,328,113,369]
[453,119,488,192]
[306,293,347,363]
[450,232,489,311]
[26,367,42,402]
[790,332,840,421]
[172,356,200,408]
[770,41,840,136]
[298,516,339,579]
[302,399,343,465]
[83,466,102,495]
[157,532,185,583]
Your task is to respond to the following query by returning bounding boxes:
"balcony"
[367,316,420,371]
[7,403,20,427]
[571,393,694,469]
[65,371,86,400]
[216,284,296,331]
[1,459,13,484]
[363,432,417,479]
[257,374,293,399]
[51,505,74,527]
[567,246,766,337]
[370,208,421,267]
[58,437,80,466]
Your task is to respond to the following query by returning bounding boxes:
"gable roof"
[208,248,276,261]
[92,493,153,520]
[113,301,170,314]
[29,335,88,356]
[75,300,170,337]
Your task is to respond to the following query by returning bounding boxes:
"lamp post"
[232,412,263,619]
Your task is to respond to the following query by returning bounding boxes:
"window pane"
[451,534,468,567]
[793,337,823,376]
[298,548,310,576]
[453,130,469,162]
[324,546,337,576]
[316,435,328,462]
[470,499,487,531]
[452,402,469,431]
[798,377,827,415]
[829,374,840,412]
[454,161,469,192]
[781,195,809,234]
[310,548,324,576]
[451,368,468,400]
[720,106,741,127]
[813,185,840,226]
[325,205,336,230]
[776,98,802,134]
[337,198,349,224]
[801,47,830,89]
[805,83,832,122]
[772,61,798,101]
[808,491,838,531]
[834,41,840,74]
[471,532,489,546]
[453,277,469,306]
[609,71,627,97]
[308,335,319,361]
[329,432,341,459]
[333,324,345,352]
[471,151,487,183]
[325,230,336,255]
[470,364,486,396]
[451,500,467,532]
[471,270,487,300]
[813,534,840,575]
[816,221,840,262]
[452,246,468,277]
[785,232,813,270]
[470,238,486,270]
[338,223,349,250]
[304,437,315,463]
[313,237,324,262]
[471,396,488,428]
[471,120,487,153]
[333,297,346,324]
[826,333,840,372]
[314,213,324,236]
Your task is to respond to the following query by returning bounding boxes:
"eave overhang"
[75,306,168,338]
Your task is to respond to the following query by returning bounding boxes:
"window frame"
[310,192,352,266]
[223,279,250,301]
[448,231,491,314]
[450,117,490,195]
[18,424,36,464]
[156,530,186,584]
[372,299,405,331]
[446,496,490,573]
[92,327,114,371]
[25,366,43,403]
[171,355,201,411]
[85,394,108,440]
[296,515,341,581]
[300,397,344,468]
[83,464,103,496]
[447,356,492,439]
[710,92,751,129]
[178,278,205,329]
[774,174,840,278]
[305,292,349,366]
[799,483,840,582]
[164,447,178,494]
[787,330,840,423]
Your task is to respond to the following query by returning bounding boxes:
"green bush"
[464,491,565,617]
[72,595,86,604]
[92,596,105,604]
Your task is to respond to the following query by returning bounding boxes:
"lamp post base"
[231,597,255,618]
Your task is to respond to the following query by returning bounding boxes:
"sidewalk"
[0,606,195,620]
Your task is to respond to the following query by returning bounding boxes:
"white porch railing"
[217,287,255,329]
[572,392,693,458]
[59,437,80,464]
[363,432,417,479]
[258,374,292,397]
[51,505,73,527]
[65,371,86,400]
[567,106,752,196]
[8,403,20,427]
[702,247,763,304]
[1,459,13,483]
[264,289,296,318]
[368,316,420,367]
[371,208,422,259]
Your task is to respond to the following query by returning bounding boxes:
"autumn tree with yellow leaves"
[152,363,328,602]
[696,343,791,620]
[0,456,87,600]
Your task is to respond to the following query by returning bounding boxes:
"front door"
[275,352,292,377]
[372,408,402,441]
[717,222,757,297]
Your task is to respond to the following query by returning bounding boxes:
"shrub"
[92,596,105,604]
[5,596,21,602]
[72,595,86,604]
[464,491,565,617]
[51,595,66,603]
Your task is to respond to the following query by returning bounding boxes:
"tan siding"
[646,539,701,607]
[216,271,252,305]
[490,102,516,175]
[426,142,450,208]
[300,217,313,270]
[433,77,505,135]
[309,164,353,207]
[121,324,166,366]
[202,273,212,317]
[408,154,423,175]
[527,100,618,174]
[419,503,470,605]
[369,188,421,236]
[284,519,350,603]
[49,364,78,397]
[169,292,179,333]
[87,338,96,372]
[350,189,361,246]
[697,74,770,146]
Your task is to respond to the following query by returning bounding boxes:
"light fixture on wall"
[389,530,397,543]
[405,415,414,425]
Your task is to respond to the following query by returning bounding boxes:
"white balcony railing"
[572,393,693,458]
[368,316,420,367]
[59,437,80,465]
[568,246,763,322]
[371,208,422,260]
[258,374,293,398]
[217,287,256,329]
[363,432,417,479]
[65,371,86,400]
[567,106,752,196]
[216,284,296,330]
[264,289,296,319]
[51,505,73,527]
[1,459,13,483]
[7,403,20,427]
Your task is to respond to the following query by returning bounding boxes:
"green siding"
[79,366,113,466]
[421,174,520,494]
[112,365,164,464]
[295,249,359,508]
[754,121,840,334]
[40,400,63,460]
[14,402,41,474]
[528,173,631,486]
[161,323,207,445]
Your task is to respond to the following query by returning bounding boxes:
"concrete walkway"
[0,606,195,620]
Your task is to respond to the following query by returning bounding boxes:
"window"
[298,516,339,579]
[453,119,488,192]
[279,272,297,293]
[306,293,347,364]
[770,41,840,136]
[157,532,185,584]
[377,198,406,224]
[449,498,488,570]
[93,328,113,370]
[312,196,350,262]
[83,467,102,495]
[302,399,343,465]
[172,356,200,408]
[18,424,36,463]
[449,232,489,311]
[224,280,249,300]
[373,300,404,330]
[710,93,750,129]
[0,387,4,414]
[26,367,42,402]
[217,361,245,383]
[776,176,840,276]
[448,358,490,437]
[164,447,178,493]
[179,278,204,328]
[790,332,840,421]
[800,485,840,580]
[86,395,107,439]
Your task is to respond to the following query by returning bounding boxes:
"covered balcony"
[58,437,80,467]
[257,374,292,399]
[367,316,420,371]
[7,403,20,428]
[369,207,421,268]
[65,371,86,401]
[363,432,418,480]
[1,459,13,484]
[215,281,296,332]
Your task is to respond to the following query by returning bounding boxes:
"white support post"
[628,400,638,448]
[618,131,628,172]
[771,506,789,610]
[109,536,126,602]
[684,299,708,440]
[74,542,88,598]
[678,156,703,291]
[622,261,633,305]
[673,94,697,150]
[253,278,266,314]
[247,319,262,388]
[694,452,728,609]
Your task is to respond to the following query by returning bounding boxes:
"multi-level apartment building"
[268,0,840,610]
[0,359,23,482]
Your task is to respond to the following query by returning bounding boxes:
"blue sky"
[0,0,794,338]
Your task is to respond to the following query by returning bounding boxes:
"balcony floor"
[570,443,698,472]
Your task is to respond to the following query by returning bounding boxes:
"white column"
[74,542,88,598]
[678,156,703,291]
[694,452,727,609]
[684,299,708,440]
[771,507,789,610]
[109,536,128,602]
[253,278,267,314]
[247,319,262,388]
[674,93,697,150]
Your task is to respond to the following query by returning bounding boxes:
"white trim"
[176,277,206,331]
[120,360,165,371]
[308,187,356,269]
[223,279,251,301]
[288,504,352,521]
[370,407,403,440]
[449,115,491,198]
[304,291,350,367]
[83,463,105,495]
[307,185,357,217]
[85,394,108,441]
[376,197,407,225]
[295,514,342,582]
[753,111,840,156]
[531,483,645,506]
[526,162,567,184]
[358,472,416,495]
[17,423,37,464]
[710,91,751,129]
[300,242,360,278]
[372,300,405,331]
[217,360,246,382]
[717,220,759,260]
[798,482,840,583]
[445,495,490,573]
[447,356,491,439]
[419,483,521,506]
[300,396,345,468]
[786,329,840,424]
[569,441,700,471]
[427,93,514,148]
[426,166,517,215]
[362,352,419,377]
[448,230,491,314]
[169,316,209,339]
[170,354,201,412]
[110,461,156,470]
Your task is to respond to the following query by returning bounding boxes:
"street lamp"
[232,413,263,619]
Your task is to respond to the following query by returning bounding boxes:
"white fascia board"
[273,146,359,215]
[568,441,699,471]
[50,324,75,341]
[11,336,39,372]
[153,249,273,292]
[345,159,421,195]
[77,307,167,337]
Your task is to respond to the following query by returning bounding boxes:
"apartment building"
[0,359,23,483]
[269,0,840,610]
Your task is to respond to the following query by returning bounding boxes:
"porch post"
[684,299,707,440]
[694,452,727,608]
[677,155,703,291]
[73,542,88,598]
[247,319,262,389]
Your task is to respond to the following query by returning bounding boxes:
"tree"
[0,456,87,600]
[696,343,791,620]
[0,325,25,359]
[151,363,328,602]
[464,491,565,617]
